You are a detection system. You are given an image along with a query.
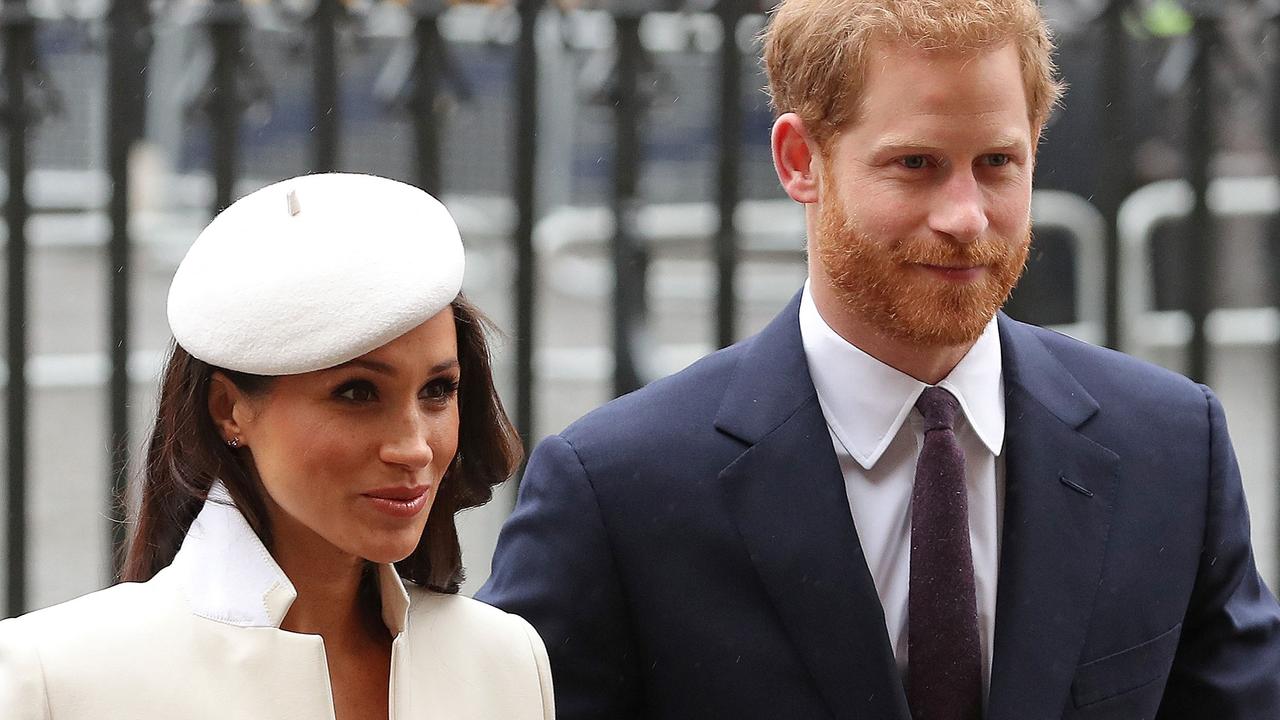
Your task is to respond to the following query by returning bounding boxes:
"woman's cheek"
[440,410,461,450]
[297,414,366,468]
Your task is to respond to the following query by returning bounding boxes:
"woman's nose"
[380,408,435,470]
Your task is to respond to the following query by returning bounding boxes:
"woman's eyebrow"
[330,357,459,376]
[333,358,397,375]
[428,358,460,374]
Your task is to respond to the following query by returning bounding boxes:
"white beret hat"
[167,173,464,375]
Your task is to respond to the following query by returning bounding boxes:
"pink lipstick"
[362,485,431,518]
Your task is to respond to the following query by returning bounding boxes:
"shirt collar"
[170,480,411,635]
[798,282,1005,469]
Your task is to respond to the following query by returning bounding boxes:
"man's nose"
[380,407,435,470]
[928,171,989,243]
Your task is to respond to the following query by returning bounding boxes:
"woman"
[0,173,553,719]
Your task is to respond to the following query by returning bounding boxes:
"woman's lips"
[362,485,431,518]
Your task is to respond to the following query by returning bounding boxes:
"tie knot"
[916,386,960,432]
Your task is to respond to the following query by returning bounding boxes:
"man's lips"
[917,264,985,281]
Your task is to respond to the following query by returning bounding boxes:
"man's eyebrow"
[870,135,1030,156]
[983,134,1030,150]
[872,137,939,153]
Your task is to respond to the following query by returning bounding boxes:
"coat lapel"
[987,316,1120,720]
[715,295,911,720]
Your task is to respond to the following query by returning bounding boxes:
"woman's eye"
[421,376,460,402]
[900,155,929,170]
[335,381,378,403]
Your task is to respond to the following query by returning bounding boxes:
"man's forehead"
[863,36,1009,68]
[853,42,1032,131]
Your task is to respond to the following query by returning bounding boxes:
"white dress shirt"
[798,283,1006,699]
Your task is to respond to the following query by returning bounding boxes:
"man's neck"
[808,279,977,385]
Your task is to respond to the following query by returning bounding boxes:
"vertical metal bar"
[1,0,33,617]
[311,0,341,172]
[1268,4,1280,587]
[208,0,246,214]
[611,14,645,396]
[1098,0,1131,350]
[714,0,744,349]
[411,6,442,195]
[513,0,541,460]
[1184,13,1216,384]
[106,0,151,575]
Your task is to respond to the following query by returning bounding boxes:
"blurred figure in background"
[0,173,553,720]
[480,1,1280,718]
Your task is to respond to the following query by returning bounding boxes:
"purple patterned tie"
[907,387,983,720]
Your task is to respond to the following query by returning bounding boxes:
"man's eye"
[985,154,1011,167]
[900,155,929,170]
[335,381,377,402]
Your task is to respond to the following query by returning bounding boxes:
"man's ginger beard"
[813,182,1031,348]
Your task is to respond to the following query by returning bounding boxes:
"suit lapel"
[987,316,1120,720]
[715,295,911,720]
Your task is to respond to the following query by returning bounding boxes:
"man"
[479,0,1280,717]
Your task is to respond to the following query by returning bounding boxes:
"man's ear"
[771,113,821,204]
[208,372,251,447]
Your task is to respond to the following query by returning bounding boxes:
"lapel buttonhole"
[1058,473,1095,498]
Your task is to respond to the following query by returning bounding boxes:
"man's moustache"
[893,238,1014,267]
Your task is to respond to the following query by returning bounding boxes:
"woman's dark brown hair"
[120,295,522,593]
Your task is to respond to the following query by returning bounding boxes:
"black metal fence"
[1,0,1276,617]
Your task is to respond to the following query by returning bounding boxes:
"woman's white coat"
[0,486,554,720]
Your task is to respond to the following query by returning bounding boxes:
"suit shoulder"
[1016,321,1207,405]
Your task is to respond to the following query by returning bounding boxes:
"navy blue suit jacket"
[479,296,1280,719]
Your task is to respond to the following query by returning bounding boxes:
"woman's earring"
[227,437,241,449]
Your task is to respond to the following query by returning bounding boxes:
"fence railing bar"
[1118,176,1280,352]
[0,349,167,388]
[207,0,246,215]
[1098,0,1133,350]
[1185,6,1220,384]
[1,0,34,618]
[106,0,151,577]
[1268,1,1280,587]
[410,0,444,196]
[713,0,746,349]
[611,11,648,396]
[513,0,542,462]
[312,0,342,171]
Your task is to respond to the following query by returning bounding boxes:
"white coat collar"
[169,481,412,634]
